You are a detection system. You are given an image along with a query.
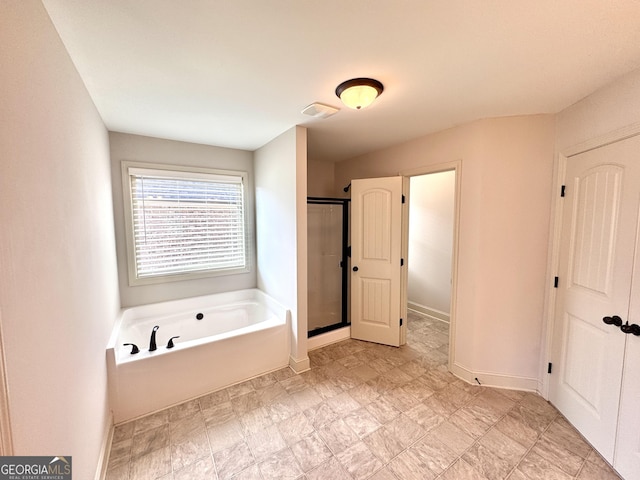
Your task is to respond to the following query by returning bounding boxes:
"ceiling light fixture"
[335,78,384,110]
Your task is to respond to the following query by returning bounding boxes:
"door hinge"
[400,258,404,266]
[400,318,403,326]
[402,194,406,204]
[548,362,553,374]
[560,185,566,197]
[554,276,559,288]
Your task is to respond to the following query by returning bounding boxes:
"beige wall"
[109,132,256,307]
[335,115,555,388]
[307,159,336,197]
[0,1,120,477]
[557,68,640,151]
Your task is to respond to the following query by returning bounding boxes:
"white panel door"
[614,207,640,480]
[351,177,405,347]
[550,135,640,464]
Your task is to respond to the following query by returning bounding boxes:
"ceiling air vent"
[301,102,339,119]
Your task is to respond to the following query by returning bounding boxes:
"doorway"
[403,163,460,366]
[307,197,350,337]
[348,163,460,360]
[407,171,455,325]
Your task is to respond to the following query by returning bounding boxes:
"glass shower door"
[307,199,348,335]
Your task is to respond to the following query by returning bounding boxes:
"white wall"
[109,132,256,307]
[255,126,309,372]
[0,1,120,478]
[336,115,555,390]
[408,171,455,318]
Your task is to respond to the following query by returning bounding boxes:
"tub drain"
[196,312,204,320]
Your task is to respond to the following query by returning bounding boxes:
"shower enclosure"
[307,197,349,336]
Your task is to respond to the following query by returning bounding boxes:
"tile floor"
[106,311,622,480]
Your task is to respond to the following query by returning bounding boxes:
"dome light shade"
[335,78,384,110]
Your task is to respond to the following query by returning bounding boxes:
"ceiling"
[42,0,640,163]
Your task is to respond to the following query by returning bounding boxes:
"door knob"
[603,315,623,327]
[353,266,359,272]
[620,321,640,336]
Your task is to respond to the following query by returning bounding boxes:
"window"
[122,162,250,285]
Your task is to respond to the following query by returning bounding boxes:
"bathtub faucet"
[149,325,159,352]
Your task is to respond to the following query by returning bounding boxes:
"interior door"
[350,176,407,347]
[549,135,640,463]
[614,207,640,480]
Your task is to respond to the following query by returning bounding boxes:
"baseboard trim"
[408,302,450,323]
[308,326,351,351]
[289,355,310,374]
[94,412,114,480]
[451,362,538,393]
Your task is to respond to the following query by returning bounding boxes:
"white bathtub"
[106,289,290,423]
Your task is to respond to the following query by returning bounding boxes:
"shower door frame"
[307,197,350,337]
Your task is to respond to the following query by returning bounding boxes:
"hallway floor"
[105,312,621,480]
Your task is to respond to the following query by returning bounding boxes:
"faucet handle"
[167,336,180,349]
[123,343,139,354]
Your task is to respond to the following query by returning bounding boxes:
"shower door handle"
[353,266,359,272]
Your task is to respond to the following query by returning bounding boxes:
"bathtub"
[106,289,290,423]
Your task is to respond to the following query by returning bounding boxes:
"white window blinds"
[126,166,247,280]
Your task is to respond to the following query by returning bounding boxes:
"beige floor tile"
[133,410,168,436]
[365,396,401,424]
[343,407,382,438]
[516,450,574,480]
[317,417,360,453]
[131,424,170,459]
[173,455,217,480]
[368,466,399,480]
[439,458,489,480]
[404,403,444,431]
[463,428,527,480]
[363,425,406,463]
[426,420,475,456]
[202,401,235,429]
[530,433,584,476]
[411,434,458,477]
[229,463,261,480]
[171,429,211,471]
[277,411,315,445]
[576,459,622,480]
[245,424,287,462]
[110,313,618,480]
[170,411,206,444]
[326,390,361,416]
[266,393,300,423]
[206,418,244,453]
[238,406,273,436]
[336,441,383,480]
[232,390,262,415]
[212,440,255,480]
[168,398,201,423]
[388,449,438,480]
[303,401,339,429]
[258,448,304,480]
[306,455,351,480]
[129,446,171,480]
[290,431,332,472]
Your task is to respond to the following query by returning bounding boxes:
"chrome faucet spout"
[149,325,159,351]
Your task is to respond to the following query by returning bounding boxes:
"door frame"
[400,160,461,372]
[541,122,640,399]
[0,308,13,455]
